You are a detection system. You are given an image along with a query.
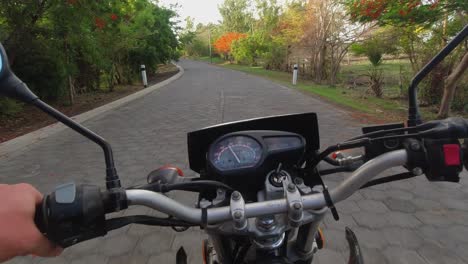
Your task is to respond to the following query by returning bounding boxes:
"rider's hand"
[0,184,62,262]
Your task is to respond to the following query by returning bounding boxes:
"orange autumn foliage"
[214,32,247,55]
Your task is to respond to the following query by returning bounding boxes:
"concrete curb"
[0,63,184,158]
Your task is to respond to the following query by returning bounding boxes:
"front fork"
[299,227,364,264]
[200,228,364,264]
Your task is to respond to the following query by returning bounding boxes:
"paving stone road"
[2,60,468,264]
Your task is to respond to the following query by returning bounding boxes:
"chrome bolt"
[293,202,302,210]
[257,217,276,231]
[294,177,304,185]
[232,191,241,200]
[287,183,296,192]
[412,167,423,176]
[411,142,421,151]
[234,211,242,219]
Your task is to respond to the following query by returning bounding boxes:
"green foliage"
[229,0,285,66]
[181,23,219,57]
[344,0,467,27]
[350,28,399,67]
[219,0,254,33]
[262,42,287,70]
[0,98,22,117]
[0,0,179,114]
[231,33,266,65]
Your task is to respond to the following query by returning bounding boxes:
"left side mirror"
[0,42,9,79]
[0,43,38,103]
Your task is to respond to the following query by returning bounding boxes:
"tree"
[300,0,372,84]
[214,32,247,60]
[229,0,282,66]
[254,0,281,33]
[219,0,253,33]
[0,0,179,114]
[267,0,308,71]
[179,17,197,56]
[274,0,307,46]
[351,33,399,97]
[438,50,468,118]
[231,33,266,65]
[350,28,398,66]
[344,0,468,116]
[180,23,222,57]
[344,0,467,26]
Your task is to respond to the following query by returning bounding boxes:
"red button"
[443,144,461,166]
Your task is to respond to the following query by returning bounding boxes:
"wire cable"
[106,215,198,232]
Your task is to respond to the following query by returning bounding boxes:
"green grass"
[190,56,465,121]
[195,56,225,64]
[340,59,411,75]
[219,63,405,118]
[338,59,412,91]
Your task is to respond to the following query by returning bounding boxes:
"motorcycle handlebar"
[35,149,409,247]
[35,114,468,247]
[126,150,408,224]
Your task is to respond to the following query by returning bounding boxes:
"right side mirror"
[0,43,38,103]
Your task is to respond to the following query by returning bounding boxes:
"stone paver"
[2,60,468,263]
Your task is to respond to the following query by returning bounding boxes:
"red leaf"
[95,18,106,29]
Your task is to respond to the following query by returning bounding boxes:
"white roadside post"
[292,64,298,86]
[141,64,148,88]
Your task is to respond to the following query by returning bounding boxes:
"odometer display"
[209,136,262,171]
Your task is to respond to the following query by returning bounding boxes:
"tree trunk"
[68,75,75,105]
[437,51,468,118]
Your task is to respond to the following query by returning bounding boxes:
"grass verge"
[221,64,408,123]
[192,57,466,122]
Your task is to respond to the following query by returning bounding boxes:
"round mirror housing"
[0,43,8,79]
[0,43,38,103]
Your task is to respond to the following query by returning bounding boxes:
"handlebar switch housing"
[404,139,426,173]
[462,139,468,171]
[423,139,463,182]
[36,183,109,248]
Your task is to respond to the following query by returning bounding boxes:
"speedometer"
[209,136,263,171]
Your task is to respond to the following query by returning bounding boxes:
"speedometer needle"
[228,146,241,163]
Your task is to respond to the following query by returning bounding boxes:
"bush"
[366,66,384,97]
[452,82,468,112]
[10,40,67,101]
[263,43,287,70]
[231,36,260,65]
[0,98,22,116]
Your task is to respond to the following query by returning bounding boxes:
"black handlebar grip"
[34,197,48,234]
[31,183,109,248]
[418,117,468,139]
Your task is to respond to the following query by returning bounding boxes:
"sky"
[159,0,224,26]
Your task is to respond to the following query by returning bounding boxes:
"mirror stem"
[407,24,468,127]
[32,99,121,190]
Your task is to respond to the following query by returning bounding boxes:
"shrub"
[0,98,22,117]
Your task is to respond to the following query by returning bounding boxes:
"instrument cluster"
[208,131,306,174]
